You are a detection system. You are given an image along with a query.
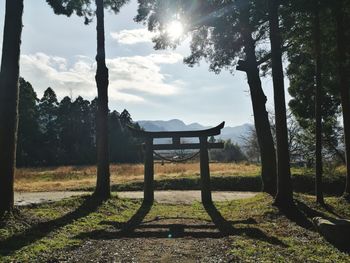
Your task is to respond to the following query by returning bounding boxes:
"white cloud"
[20,51,184,103]
[20,52,97,99]
[107,52,184,96]
[110,28,156,45]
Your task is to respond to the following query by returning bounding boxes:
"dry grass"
[14,162,260,192]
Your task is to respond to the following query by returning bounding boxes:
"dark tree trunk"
[313,0,324,204]
[267,0,293,207]
[0,0,24,215]
[93,0,111,199]
[238,5,277,196]
[335,0,350,199]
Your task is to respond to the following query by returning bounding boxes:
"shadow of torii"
[75,200,287,248]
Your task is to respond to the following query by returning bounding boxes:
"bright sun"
[166,21,184,40]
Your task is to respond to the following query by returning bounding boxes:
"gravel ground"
[15,191,256,262]
[15,191,257,206]
[45,218,234,263]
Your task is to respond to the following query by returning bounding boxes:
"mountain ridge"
[136,119,253,146]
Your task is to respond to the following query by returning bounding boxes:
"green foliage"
[135,0,271,73]
[109,110,143,163]
[284,0,347,164]
[17,78,41,166]
[46,0,130,24]
[16,78,142,167]
[38,87,60,165]
[210,139,247,162]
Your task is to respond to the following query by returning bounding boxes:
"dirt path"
[14,191,257,262]
[49,218,234,262]
[15,191,257,206]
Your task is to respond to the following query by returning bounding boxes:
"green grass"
[1,193,350,262]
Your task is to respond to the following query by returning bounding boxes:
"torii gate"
[129,122,225,205]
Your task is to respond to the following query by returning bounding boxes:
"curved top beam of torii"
[128,121,225,139]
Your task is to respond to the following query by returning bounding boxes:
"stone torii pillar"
[144,137,154,204]
[129,122,225,206]
[200,136,212,204]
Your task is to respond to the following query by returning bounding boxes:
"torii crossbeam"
[129,122,225,205]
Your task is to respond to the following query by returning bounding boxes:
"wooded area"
[0,0,350,261]
[0,2,349,258]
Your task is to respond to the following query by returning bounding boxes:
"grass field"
[1,193,350,262]
[14,162,260,192]
[14,163,347,195]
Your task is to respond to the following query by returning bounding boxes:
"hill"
[136,119,253,146]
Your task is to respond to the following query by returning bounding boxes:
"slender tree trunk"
[0,0,24,215]
[238,4,277,196]
[93,0,111,199]
[313,0,324,204]
[335,0,350,199]
[267,0,293,207]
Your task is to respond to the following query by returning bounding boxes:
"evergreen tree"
[57,96,74,164]
[17,78,41,167]
[38,87,59,165]
[0,0,24,214]
[283,0,344,201]
[72,96,95,164]
[334,0,350,199]
[46,0,130,199]
[108,110,123,162]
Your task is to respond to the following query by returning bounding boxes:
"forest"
[16,78,143,166]
[16,77,247,166]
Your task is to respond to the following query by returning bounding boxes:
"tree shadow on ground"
[203,202,287,247]
[0,195,104,256]
[277,199,350,254]
[75,201,287,247]
[276,202,315,231]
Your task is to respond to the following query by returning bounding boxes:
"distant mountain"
[219,123,254,145]
[136,119,253,146]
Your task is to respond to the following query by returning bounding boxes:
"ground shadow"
[322,203,343,218]
[275,198,349,232]
[0,195,104,256]
[276,202,315,230]
[203,202,287,247]
[76,201,287,247]
[277,199,350,254]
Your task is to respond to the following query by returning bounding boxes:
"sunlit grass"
[1,194,350,262]
[14,162,261,192]
[14,163,348,194]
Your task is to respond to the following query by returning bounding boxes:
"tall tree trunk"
[94,0,111,199]
[267,0,293,207]
[0,0,24,215]
[238,4,277,196]
[335,0,350,199]
[313,0,324,204]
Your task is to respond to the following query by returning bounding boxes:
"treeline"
[241,113,346,167]
[18,78,246,166]
[17,78,143,167]
[210,139,247,162]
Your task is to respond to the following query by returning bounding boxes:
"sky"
[0,0,291,127]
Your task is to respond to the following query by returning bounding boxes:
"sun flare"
[166,20,184,40]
